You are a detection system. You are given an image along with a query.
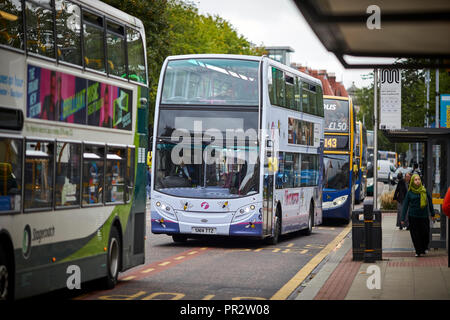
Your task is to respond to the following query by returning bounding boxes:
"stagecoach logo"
[22,225,32,259]
[31,226,56,244]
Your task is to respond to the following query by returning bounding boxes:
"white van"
[377,160,396,183]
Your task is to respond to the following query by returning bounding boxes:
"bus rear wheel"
[0,245,13,300]
[102,226,121,289]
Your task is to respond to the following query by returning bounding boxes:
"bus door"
[263,140,274,236]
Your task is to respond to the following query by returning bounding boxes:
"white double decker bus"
[0,0,149,299]
[151,54,324,244]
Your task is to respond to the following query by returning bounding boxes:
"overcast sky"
[194,0,373,89]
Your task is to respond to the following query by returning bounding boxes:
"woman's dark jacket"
[401,190,434,221]
[393,179,407,204]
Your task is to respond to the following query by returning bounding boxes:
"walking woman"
[401,174,435,257]
[393,172,410,230]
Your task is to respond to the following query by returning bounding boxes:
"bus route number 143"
[325,137,337,149]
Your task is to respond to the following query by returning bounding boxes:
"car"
[377,160,396,183]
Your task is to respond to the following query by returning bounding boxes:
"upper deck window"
[161,59,259,106]
[25,0,55,58]
[0,0,24,49]
[83,11,105,72]
[107,21,126,77]
[127,28,146,84]
[55,0,81,66]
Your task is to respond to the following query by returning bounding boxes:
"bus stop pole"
[373,69,378,209]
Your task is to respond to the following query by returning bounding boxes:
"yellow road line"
[300,249,308,254]
[287,243,294,248]
[282,249,291,253]
[187,251,198,255]
[174,256,186,260]
[122,276,136,281]
[272,248,281,253]
[159,261,171,266]
[270,224,352,300]
[142,268,155,273]
[254,248,264,252]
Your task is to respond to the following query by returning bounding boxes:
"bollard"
[352,200,382,262]
[363,201,375,263]
[351,208,364,261]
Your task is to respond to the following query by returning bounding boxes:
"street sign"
[380,69,401,130]
[440,94,450,128]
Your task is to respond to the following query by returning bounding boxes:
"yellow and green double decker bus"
[0,0,149,299]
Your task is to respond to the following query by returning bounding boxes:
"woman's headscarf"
[409,173,427,209]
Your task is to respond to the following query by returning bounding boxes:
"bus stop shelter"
[383,127,450,249]
[292,0,450,261]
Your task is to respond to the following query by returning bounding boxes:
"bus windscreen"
[161,59,259,106]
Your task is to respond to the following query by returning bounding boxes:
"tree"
[103,0,264,128]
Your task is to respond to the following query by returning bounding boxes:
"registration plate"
[192,227,217,234]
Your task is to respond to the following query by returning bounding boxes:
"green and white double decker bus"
[0,0,149,299]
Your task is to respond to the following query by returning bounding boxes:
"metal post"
[426,69,430,128]
[373,69,378,209]
[435,69,440,194]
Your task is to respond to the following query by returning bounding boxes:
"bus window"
[25,0,55,58]
[294,77,301,111]
[0,0,24,49]
[82,144,104,205]
[105,146,125,203]
[0,137,22,212]
[127,28,146,84]
[293,153,301,188]
[316,86,324,117]
[285,73,295,110]
[55,142,81,208]
[106,21,126,77]
[125,147,135,203]
[24,140,54,211]
[83,11,105,72]
[283,152,294,188]
[323,154,350,190]
[55,0,81,66]
[302,82,310,114]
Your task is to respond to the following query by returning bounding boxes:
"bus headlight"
[153,201,177,220]
[233,204,257,222]
[323,195,348,209]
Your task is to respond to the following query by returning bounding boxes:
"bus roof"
[163,54,322,87]
[76,0,145,30]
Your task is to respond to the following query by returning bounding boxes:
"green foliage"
[103,0,264,129]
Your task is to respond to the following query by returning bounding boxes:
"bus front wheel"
[0,244,13,300]
[304,202,314,236]
[266,211,281,245]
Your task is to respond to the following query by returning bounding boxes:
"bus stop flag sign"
[440,94,450,128]
[380,69,401,130]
